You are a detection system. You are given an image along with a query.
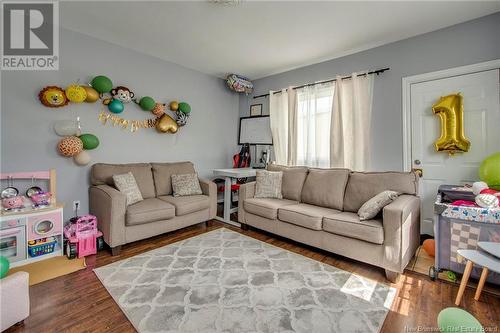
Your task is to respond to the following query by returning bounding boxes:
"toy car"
[63,214,104,259]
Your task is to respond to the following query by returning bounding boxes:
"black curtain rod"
[252,67,390,99]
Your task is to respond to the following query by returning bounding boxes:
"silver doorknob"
[414,159,421,165]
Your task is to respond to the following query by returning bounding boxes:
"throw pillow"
[254,170,283,199]
[171,173,202,197]
[113,172,143,205]
[358,190,400,220]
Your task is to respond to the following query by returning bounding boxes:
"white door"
[410,69,500,235]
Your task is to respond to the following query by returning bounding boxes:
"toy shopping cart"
[63,214,104,259]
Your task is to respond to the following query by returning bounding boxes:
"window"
[296,83,334,167]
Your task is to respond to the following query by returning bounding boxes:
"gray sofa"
[89,162,216,255]
[238,165,420,281]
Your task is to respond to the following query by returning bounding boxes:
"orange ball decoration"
[58,136,83,157]
[422,239,435,257]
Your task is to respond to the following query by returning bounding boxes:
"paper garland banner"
[98,111,157,132]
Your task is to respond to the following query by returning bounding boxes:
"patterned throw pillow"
[171,173,202,197]
[358,190,400,220]
[113,172,143,205]
[254,170,283,199]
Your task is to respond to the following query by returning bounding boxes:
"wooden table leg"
[474,267,489,301]
[455,260,473,306]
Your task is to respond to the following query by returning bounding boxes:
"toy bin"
[432,201,500,285]
[28,237,57,257]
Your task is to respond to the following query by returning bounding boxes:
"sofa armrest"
[199,178,217,219]
[238,182,255,223]
[89,185,127,248]
[0,271,29,331]
[382,195,421,272]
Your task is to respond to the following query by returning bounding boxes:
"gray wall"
[1,28,239,220]
[240,12,500,171]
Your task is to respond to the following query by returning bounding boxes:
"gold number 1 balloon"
[432,93,470,155]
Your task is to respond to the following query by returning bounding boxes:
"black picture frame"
[249,103,263,116]
[238,115,273,145]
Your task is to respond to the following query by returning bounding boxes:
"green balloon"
[139,96,156,111]
[479,152,500,190]
[0,256,9,279]
[91,75,113,93]
[79,133,100,150]
[178,102,191,114]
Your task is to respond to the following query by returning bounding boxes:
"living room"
[0,1,499,332]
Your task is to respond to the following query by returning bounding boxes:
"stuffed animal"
[472,181,500,208]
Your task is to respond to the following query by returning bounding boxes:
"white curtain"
[295,83,334,167]
[269,87,296,165]
[330,72,374,171]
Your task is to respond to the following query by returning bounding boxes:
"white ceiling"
[61,1,500,80]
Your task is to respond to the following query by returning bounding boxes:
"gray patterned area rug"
[94,228,396,333]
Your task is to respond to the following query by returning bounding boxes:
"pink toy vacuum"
[64,214,104,259]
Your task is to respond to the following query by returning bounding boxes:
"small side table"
[454,248,500,305]
[213,168,256,227]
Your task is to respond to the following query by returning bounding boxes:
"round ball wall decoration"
[82,86,100,103]
[139,96,156,111]
[178,102,191,114]
[65,84,87,103]
[79,133,100,150]
[169,101,179,111]
[91,75,113,93]
[58,136,83,157]
[108,99,124,114]
[73,151,91,166]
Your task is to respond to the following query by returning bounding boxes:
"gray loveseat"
[89,162,216,255]
[238,165,420,281]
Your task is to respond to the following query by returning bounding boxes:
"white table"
[455,248,500,305]
[478,241,500,258]
[213,168,257,226]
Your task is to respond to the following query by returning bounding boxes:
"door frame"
[401,59,500,171]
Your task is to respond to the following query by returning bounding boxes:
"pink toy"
[63,214,104,259]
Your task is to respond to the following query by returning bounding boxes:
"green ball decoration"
[108,99,124,114]
[139,96,156,111]
[479,152,500,190]
[178,102,191,114]
[90,75,113,93]
[0,256,9,279]
[79,133,100,150]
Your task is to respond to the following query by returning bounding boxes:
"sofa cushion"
[267,164,308,201]
[159,195,210,216]
[244,198,297,220]
[254,170,283,199]
[91,163,155,199]
[323,212,384,245]
[152,162,196,196]
[300,168,349,210]
[343,171,418,213]
[126,198,175,226]
[278,204,340,231]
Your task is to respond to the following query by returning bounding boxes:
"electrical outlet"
[72,200,80,214]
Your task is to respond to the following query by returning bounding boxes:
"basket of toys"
[28,237,57,257]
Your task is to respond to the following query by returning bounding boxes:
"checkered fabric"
[450,222,481,263]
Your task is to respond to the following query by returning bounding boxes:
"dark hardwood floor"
[6,220,500,333]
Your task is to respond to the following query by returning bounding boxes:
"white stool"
[455,246,500,306]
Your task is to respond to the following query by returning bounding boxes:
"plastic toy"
[0,256,9,279]
[422,239,435,257]
[64,215,104,259]
[28,237,57,257]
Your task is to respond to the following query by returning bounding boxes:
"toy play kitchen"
[0,170,64,268]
